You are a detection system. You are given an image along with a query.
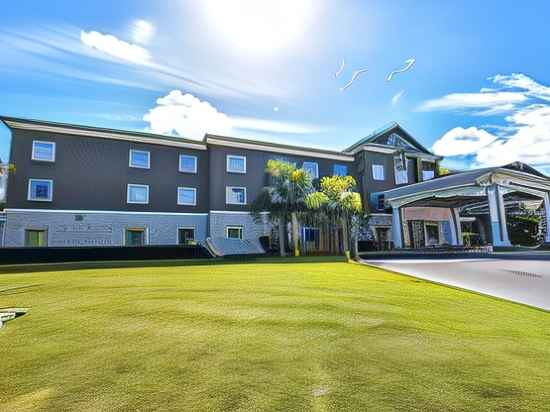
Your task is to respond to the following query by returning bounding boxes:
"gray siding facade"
[0,117,442,248]
[7,129,209,213]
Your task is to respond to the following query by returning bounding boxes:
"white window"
[129,150,150,169]
[422,170,435,181]
[28,179,53,201]
[226,226,244,239]
[372,164,385,181]
[226,186,247,205]
[394,156,408,185]
[127,184,149,204]
[32,141,55,162]
[303,162,319,179]
[177,187,197,206]
[227,155,246,173]
[179,154,197,173]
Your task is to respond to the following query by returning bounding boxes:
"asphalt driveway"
[362,258,550,311]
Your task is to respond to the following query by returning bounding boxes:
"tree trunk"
[291,212,300,257]
[341,216,350,255]
[278,216,286,257]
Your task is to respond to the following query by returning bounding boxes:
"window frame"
[27,178,53,202]
[422,170,435,181]
[225,186,247,205]
[372,164,385,181]
[225,225,244,240]
[177,226,196,244]
[25,229,48,247]
[179,154,198,174]
[226,155,247,174]
[124,227,148,246]
[177,187,197,206]
[127,184,150,204]
[31,140,56,162]
[394,156,409,185]
[129,149,151,169]
[303,161,319,179]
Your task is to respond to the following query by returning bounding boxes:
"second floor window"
[226,186,246,205]
[177,187,197,206]
[422,170,435,181]
[333,164,348,176]
[32,141,55,162]
[303,161,319,179]
[179,155,197,173]
[227,155,246,173]
[372,164,385,181]
[127,184,149,204]
[129,150,150,169]
[394,155,408,185]
[28,179,53,201]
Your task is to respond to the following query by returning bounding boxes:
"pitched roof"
[0,115,207,149]
[205,133,354,159]
[343,122,434,155]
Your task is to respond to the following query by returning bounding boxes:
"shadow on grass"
[0,255,349,275]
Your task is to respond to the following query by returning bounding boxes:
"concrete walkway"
[362,258,550,311]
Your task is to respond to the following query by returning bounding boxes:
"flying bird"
[340,68,368,91]
[386,58,415,81]
[334,59,345,78]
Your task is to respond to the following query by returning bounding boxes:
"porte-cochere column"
[391,205,404,249]
[544,192,550,244]
[487,185,511,247]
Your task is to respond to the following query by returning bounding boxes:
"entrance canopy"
[382,162,550,248]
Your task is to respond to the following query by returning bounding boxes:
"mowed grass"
[1,258,549,411]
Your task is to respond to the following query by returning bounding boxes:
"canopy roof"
[383,162,550,207]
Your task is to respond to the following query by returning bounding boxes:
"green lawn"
[1,258,549,411]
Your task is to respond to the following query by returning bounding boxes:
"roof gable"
[344,122,434,155]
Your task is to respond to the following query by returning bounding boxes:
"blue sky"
[2,0,550,172]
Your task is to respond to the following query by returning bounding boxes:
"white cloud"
[143,90,324,139]
[475,104,550,167]
[491,73,550,102]
[432,127,497,157]
[143,90,232,139]
[132,20,155,45]
[391,90,405,106]
[429,73,550,171]
[418,91,527,113]
[80,30,151,64]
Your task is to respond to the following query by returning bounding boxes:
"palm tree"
[305,175,363,257]
[252,160,314,257]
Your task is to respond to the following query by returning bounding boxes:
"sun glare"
[203,0,314,54]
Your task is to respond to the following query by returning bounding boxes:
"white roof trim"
[206,137,355,162]
[209,210,269,215]
[4,208,209,216]
[4,120,208,151]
